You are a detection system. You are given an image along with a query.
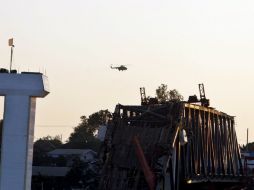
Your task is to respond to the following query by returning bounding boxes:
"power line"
[36,125,76,128]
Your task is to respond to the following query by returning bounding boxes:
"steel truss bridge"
[99,102,244,190]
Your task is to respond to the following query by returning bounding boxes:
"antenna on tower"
[8,38,15,72]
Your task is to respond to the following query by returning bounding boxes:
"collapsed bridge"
[99,102,243,190]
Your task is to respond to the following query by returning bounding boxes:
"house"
[32,149,98,189]
[33,166,70,177]
[241,151,254,175]
[47,149,97,163]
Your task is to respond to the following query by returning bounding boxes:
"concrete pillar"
[0,72,49,190]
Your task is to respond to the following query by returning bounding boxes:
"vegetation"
[242,142,254,151]
[65,158,99,189]
[34,135,62,153]
[33,135,64,166]
[87,110,111,134]
[32,110,111,189]
[64,109,111,151]
[32,109,111,166]
[155,84,184,103]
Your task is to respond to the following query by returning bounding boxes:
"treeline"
[33,83,183,157]
[33,109,111,166]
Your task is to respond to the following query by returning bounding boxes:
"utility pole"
[247,128,249,152]
[8,38,15,71]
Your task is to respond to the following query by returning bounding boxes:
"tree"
[66,110,111,151]
[33,135,63,166]
[34,135,62,153]
[67,115,97,145]
[242,142,254,151]
[65,158,99,189]
[87,109,111,134]
[155,84,183,103]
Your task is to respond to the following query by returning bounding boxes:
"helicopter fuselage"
[111,65,127,71]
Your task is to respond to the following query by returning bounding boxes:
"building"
[32,149,98,189]
[32,166,70,177]
[47,149,97,164]
[241,151,254,175]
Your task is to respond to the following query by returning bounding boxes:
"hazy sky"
[0,0,253,143]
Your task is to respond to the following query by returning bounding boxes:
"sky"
[0,0,253,144]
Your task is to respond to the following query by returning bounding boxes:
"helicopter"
[110,65,128,71]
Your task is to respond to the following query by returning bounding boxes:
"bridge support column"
[0,73,49,190]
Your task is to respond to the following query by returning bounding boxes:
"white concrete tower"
[0,72,49,190]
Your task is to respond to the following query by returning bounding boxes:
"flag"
[8,38,14,46]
